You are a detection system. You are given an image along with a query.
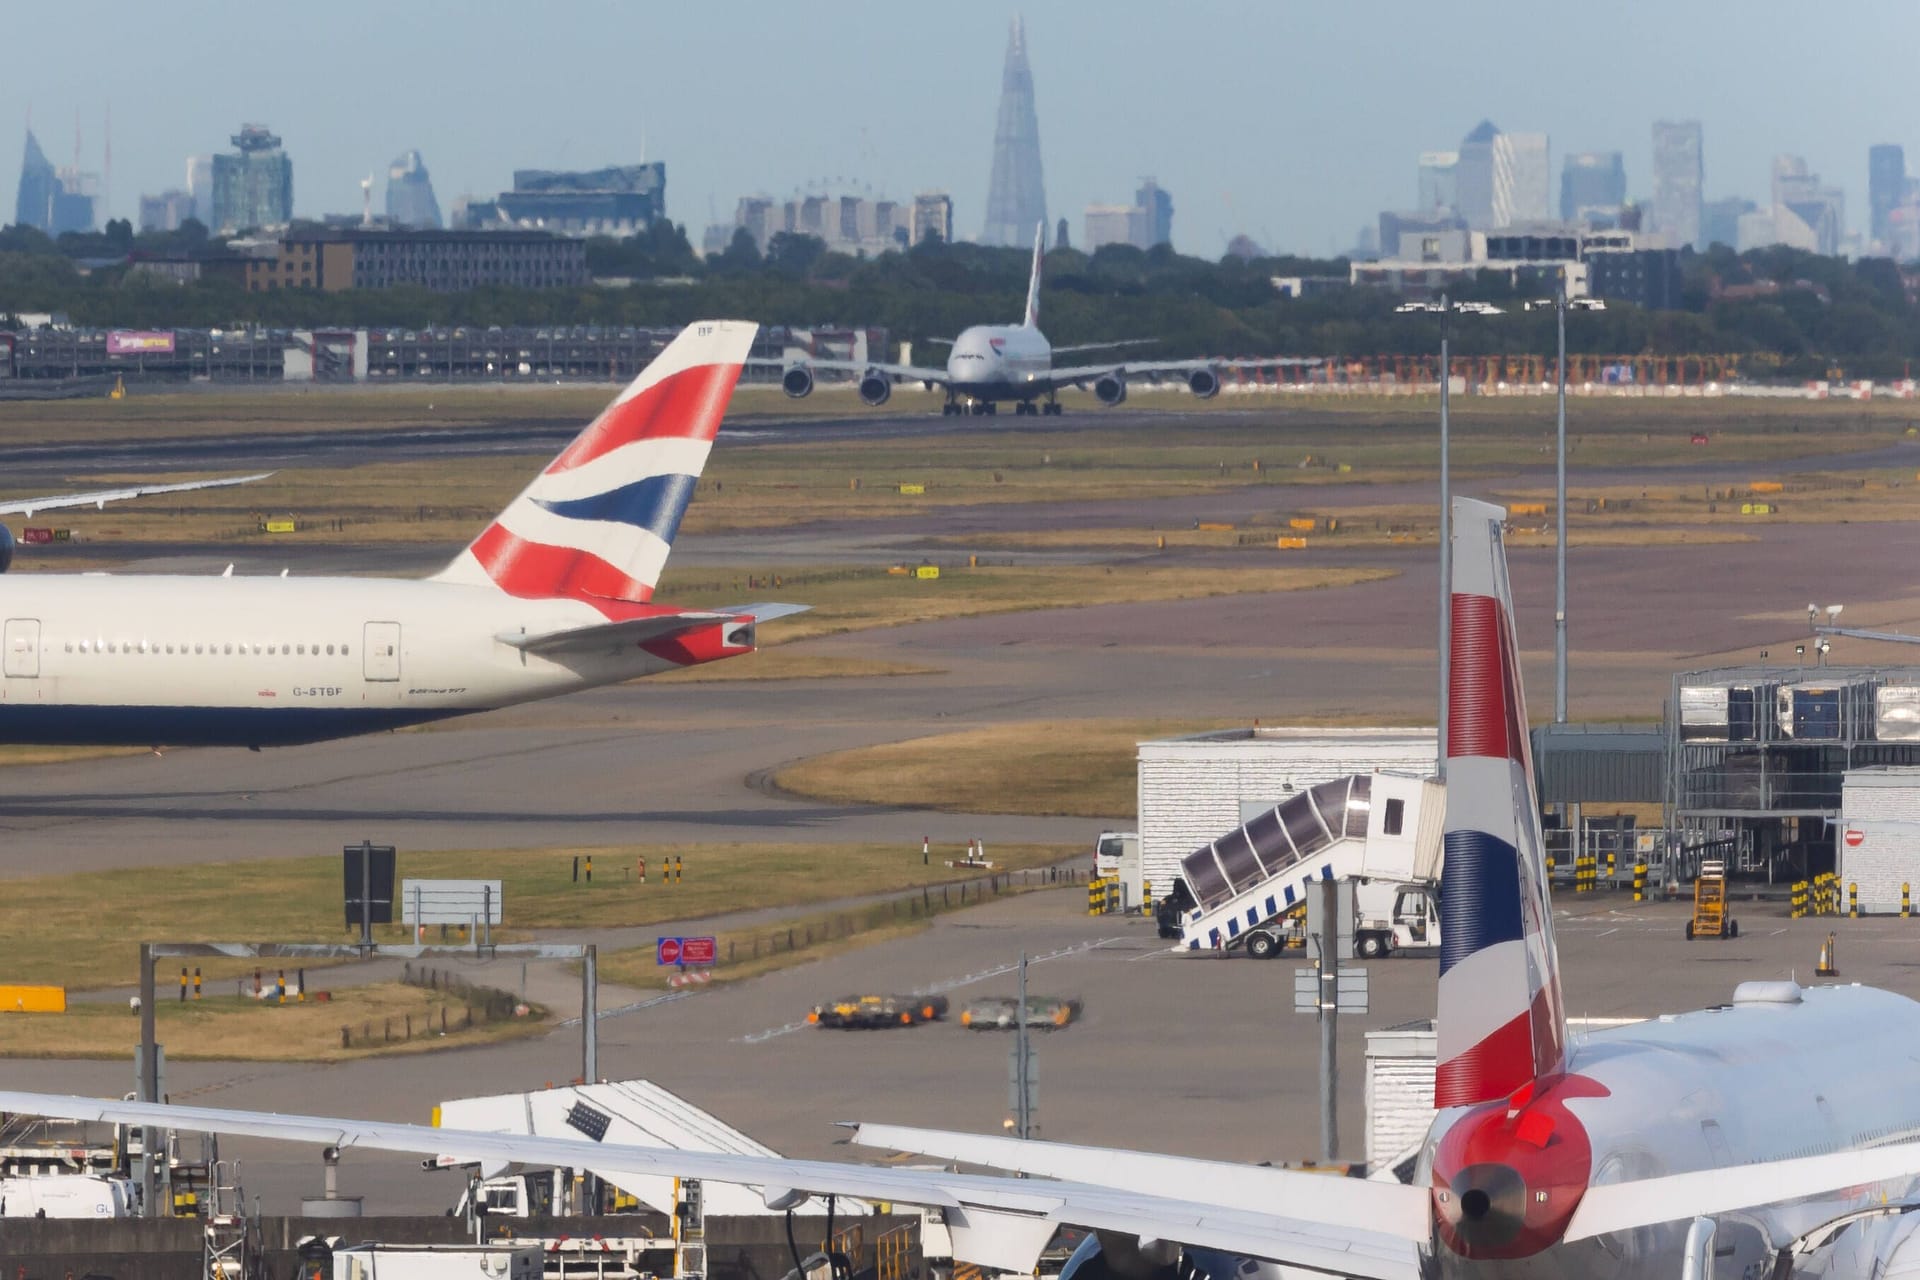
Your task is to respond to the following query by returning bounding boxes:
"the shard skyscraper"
[982,16,1046,247]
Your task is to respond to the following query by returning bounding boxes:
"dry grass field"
[0,841,1076,991]
[0,982,547,1062]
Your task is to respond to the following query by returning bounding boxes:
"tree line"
[2,218,1918,379]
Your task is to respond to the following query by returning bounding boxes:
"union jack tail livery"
[1435,496,1568,1108]
[436,320,757,611]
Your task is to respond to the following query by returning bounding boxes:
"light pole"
[1555,278,1569,723]
[1438,294,1452,777]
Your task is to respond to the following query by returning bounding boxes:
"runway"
[6,395,1920,1218]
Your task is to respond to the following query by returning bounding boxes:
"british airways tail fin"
[1434,496,1568,1108]
[1022,221,1044,329]
[434,320,756,608]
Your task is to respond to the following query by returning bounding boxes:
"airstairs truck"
[1165,772,1444,958]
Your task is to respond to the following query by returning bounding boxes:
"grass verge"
[0,982,546,1062]
[773,719,1249,818]
[657,563,1396,644]
[0,842,1077,990]
[646,653,942,683]
[599,870,1067,990]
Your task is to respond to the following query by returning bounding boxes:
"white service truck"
[0,1173,137,1218]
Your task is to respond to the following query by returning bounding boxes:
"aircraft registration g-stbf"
[0,320,799,749]
[15,500,1920,1279]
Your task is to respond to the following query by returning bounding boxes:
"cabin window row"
[62,640,350,657]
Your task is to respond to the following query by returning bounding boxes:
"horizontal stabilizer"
[850,1123,1430,1240]
[719,601,811,624]
[498,602,808,656]
[498,612,733,655]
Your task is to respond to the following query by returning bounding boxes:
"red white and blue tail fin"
[1435,497,1568,1108]
[1021,221,1044,329]
[436,320,756,610]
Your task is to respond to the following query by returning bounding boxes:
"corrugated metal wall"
[1532,725,1664,803]
[1136,730,1435,890]
[1840,768,1920,911]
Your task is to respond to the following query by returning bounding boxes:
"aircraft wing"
[851,1123,1430,1239]
[0,472,275,517]
[1051,338,1160,356]
[497,603,807,656]
[1564,1137,1920,1242]
[746,357,951,387]
[0,1092,1423,1280]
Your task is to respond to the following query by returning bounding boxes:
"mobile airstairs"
[1177,772,1444,951]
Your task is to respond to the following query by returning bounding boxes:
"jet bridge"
[1177,772,1443,951]
[436,1079,855,1217]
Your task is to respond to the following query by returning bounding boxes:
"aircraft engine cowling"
[781,365,815,399]
[1187,367,1221,400]
[1094,374,1128,406]
[858,371,892,407]
[0,524,14,573]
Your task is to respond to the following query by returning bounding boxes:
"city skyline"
[5,0,1919,256]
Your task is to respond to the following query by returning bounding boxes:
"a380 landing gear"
[968,401,997,416]
[1014,400,1061,416]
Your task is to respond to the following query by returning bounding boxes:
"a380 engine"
[858,371,892,406]
[1094,374,1127,406]
[781,366,815,399]
[1187,367,1221,400]
[0,524,14,573]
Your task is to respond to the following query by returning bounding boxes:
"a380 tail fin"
[435,320,757,611]
[1022,221,1044,329]
[1434,497,1568,1108]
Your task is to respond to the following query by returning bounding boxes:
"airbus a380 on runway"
[768,224,1301,416]
[0,320,797,749]
[17,500,1920,1279]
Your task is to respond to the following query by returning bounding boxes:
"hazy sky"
[7,0,1919,256]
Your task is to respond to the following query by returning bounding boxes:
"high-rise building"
[733,196,776,253]
[211,125,293,233]
[186,155,213,226]
[14,129,96,235]
[1650,120,1703,250]
[1455,120,1514,230]
[459,164,665,237]
[1055,216,1069,250]
[1702,196,1757,250]
[1869,143,1907,248]
[1506,132,1550,224]
[385,150,442,230]
[1772,154,1843,256]
[1560,151,1626,222]
[1083,204,1140,251]
[1135,178,1172,248]
[14,129,58,232]
[138,189,196,233]
[911,191,953,246]
[982,15,1047,247]
[1417,151,1458,213]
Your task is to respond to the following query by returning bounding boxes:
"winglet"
[1022,222,1044,329]
[1434,497,1568,1108]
